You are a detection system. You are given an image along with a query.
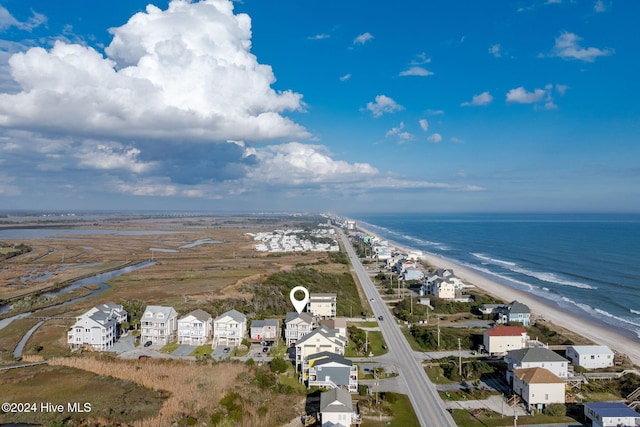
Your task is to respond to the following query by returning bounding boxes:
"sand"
[357,226,640,366]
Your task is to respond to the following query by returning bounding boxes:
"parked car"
[138,355,151,360]
[223,347,230,353]
[262,346,269,353]
[144,341,152,347]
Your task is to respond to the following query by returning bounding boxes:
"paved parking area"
[211,345,233,359]
[172,344,197,357]
[111,334,135,354]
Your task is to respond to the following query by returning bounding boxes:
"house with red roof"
[483,325,529,355]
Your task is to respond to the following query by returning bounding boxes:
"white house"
[285,312,316,346]
[295,325,346,371]
[68,303,126,351]
[140,305,178,346]
[307,293,337,319]
[320,388,360,427]
[250,319,279,344]
[483,325,529,355]
[512,367,565,410]
[505,347,569,384]
[177,309,212,345]
[566,345,614,369]
[319,317,347,342]
[213,309,246,347]
[584,401,640,427]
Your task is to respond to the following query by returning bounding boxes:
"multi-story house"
[285,312,316,346]
[213,309,246,347]
[177,309,212,345]
[140,305,178,346]
[295,325,346,371]
[250,319,279,344]
[512,367,565,410]
[303,351,358,392]
[320,388,360,427]
[482,325,529,355]
[505,347,568,384]
[67,302,127,351]
[307,293,337,319]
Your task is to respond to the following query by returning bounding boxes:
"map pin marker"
[290,286,310,314]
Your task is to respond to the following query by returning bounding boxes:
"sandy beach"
[356,225,640,366]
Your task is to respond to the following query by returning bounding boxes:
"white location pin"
[290,286,310,314]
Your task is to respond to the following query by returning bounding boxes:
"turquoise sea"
[351,213,640,340]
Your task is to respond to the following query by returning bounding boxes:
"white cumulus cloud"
[366,95,404,118]
[489,44,502,58]
[506,87,546,104]
[419,119,429,132]
[428,133,442,143]
[0,5,46,31]
[461,91,493,107]
[0,0,308,142]
[399,66,434,77]
[550,31,613,62]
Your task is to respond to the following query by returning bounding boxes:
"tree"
[269,357,289,373]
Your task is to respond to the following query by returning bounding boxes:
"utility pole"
[458,338,462,377]
[410,293,413,315]
[437,317,441,348]
[365,331,368,354]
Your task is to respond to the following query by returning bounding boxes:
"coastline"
[354,223,640,366]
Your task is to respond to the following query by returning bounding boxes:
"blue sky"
[0,0,638,213]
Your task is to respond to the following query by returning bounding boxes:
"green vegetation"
[427,357,496,382]
[0,241,31,261]
[346,326,387,357]
[119,298,146,331]
[393,297,432,323]
[429,293,501,315]
[269,357,289,373]
[451,408,577,426]
[160,341,180,354]
[409,325,484,351]
[190,345,212,357]
[359,392,420,427]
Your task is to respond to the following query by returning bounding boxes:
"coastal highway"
[338,229,457,427]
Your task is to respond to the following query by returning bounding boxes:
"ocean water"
[351,213,640,340]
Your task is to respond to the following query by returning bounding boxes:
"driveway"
[211,345,232,359]
[111,333,136,354]
[172,344,197,357]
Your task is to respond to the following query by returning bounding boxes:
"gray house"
[303,351,358,392]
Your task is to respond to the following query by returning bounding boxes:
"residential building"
[584,401,640,427]
[422,269,466,300]
[402,267,424,281]
[483,325,529,355]
[303,351,358,392]
[285,312,316,346]
[480,300,532,326]
[177,309,212,345]
[295,325,346,371]
[67,302,127,350]
[250,319,279,344]
[307,293,337,319]
[505,347,569,384]
[140,305,178,346]
[319,317,347,342]
[213,309,246,347]
[566,345,614,369]
[320,388,360,427]
[512,367,565,410]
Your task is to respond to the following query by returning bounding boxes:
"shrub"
[269,357,289,373]
[543,403,566,417]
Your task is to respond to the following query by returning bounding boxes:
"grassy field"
[0,364,166,426]
[345,329,387,357]
[451,408,578,426]
[0,318,39,361]
[360,392,420,427]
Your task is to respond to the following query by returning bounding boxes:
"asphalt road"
[338,229,457,427]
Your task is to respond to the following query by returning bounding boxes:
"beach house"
[303,351,358,392]
[512,367,566,410]
[140,305,178,346]
[307,293,337,319]
[584,401,640,427]
[319,388,360,427]
[177,309,212,345]
[483,325,529,355]
[68,302,127,351]
[295,325,346,371]
[285,312,316,346]
[213,309,246,347]
[250,319,279,344]
[566,345,614,369]
[505,347,569,384]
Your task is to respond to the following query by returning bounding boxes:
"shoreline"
[353,223,640,366]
